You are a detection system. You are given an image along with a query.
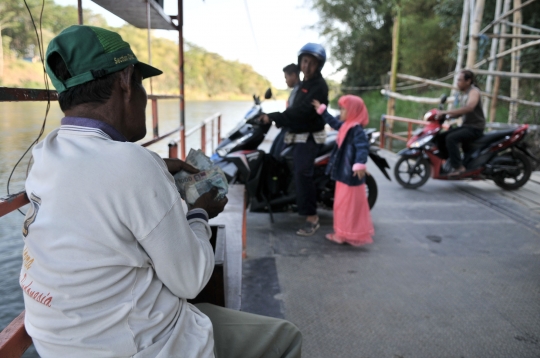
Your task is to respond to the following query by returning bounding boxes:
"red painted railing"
[379,114,428,150]
[0,87,222,159]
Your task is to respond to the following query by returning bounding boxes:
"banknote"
[173,150,228,204]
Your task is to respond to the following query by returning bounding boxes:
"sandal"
[296,220,320,236]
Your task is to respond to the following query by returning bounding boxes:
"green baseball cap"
[46,25,162,93]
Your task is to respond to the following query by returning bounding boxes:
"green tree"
[310,0,394,88]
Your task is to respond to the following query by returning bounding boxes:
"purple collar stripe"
[61,117,127,142]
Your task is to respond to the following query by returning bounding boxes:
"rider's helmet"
[298,43,326,71]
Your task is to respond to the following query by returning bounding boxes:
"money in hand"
[174,149,228,204]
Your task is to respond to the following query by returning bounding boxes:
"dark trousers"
[441,126,483,169]
[293,137,319,216]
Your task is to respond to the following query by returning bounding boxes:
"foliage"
[310,0,394,88]
[0,0,270,99]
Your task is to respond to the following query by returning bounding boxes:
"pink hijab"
[336,95,369,147]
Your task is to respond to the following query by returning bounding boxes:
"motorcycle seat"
[470,128,516,148]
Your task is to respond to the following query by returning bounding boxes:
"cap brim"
[137,62,163,79]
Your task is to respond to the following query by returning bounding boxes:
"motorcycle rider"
[269,63,301,159]
[435,70,486,176]
[261,43,329,236]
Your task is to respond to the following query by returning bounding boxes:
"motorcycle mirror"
[264,88,272,99]
[440,94,448,104]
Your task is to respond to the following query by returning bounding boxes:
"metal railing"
[0,87,222,159]
[379,114,428,150]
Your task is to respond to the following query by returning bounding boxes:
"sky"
[53,0,345,89]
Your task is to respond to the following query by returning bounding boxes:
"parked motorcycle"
[394,94,537,190]
[211,89,391,220]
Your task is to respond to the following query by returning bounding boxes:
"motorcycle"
[211,89,391,221]
[394,94,537,190]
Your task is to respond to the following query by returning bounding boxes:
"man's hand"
[163,158,199,175]
[191,187,228,219]
[260,114,271,125]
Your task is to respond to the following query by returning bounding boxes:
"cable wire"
[6,0,51,215]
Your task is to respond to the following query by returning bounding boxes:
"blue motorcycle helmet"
[298,43,326,71]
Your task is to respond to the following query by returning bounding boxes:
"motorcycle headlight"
[410,135,434,148]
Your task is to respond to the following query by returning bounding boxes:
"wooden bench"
[0,184,247,356]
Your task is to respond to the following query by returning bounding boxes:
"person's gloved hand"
[190,187,228,219]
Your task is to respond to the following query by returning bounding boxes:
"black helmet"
[298,43,326,71]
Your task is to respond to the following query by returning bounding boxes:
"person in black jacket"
[261,43,329,236]
[269,63,301,159]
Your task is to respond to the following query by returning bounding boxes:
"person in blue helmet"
[261,43,329,236]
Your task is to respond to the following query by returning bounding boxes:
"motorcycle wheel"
[366,173,378,210]
[493,151,532,190]
[394,156,431,189]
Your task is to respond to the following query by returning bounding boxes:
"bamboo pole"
[478,0,537,35]
[381,89,456,104]
[500,20,540,33]
[466,0,486,69]
[509,0,522,124]
[474,39,540,68]
[468,69,540,79]
[450,0,470,110]
[483,0,503,116]
[484,34,540,39]
[395,72,540,107]
[489,0,512,122]
[386,4,401,138]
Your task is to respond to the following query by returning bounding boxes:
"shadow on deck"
[241,150,540,358]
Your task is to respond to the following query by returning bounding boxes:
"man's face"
[457,73,470,91]
[284,72,299,88]
[300,55,319,81]
[127,67,148,142]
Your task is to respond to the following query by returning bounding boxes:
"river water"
[0,98,285,356]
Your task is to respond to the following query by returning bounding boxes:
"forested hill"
[0,0,271,100]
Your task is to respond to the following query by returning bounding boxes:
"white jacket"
[21,120,215,357]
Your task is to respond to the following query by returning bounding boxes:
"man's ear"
[118,65,135,98]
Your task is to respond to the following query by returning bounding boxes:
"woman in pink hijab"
[312,95,374,246]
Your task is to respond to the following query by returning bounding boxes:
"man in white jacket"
[21,25,302,358]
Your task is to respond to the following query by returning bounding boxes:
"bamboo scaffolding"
[489,0,512,122]
[478,0,537,35]
[382,88,540,108]
[483,0,503,117]
[483,33,540,39]
[394,73,540,107]
[450,0,470,110]
[381,89,455,104]
[386,6,401,131]
[500,20,540,33]
[473,39,540,68]
[509,0,522,124]
[466,0,486,69]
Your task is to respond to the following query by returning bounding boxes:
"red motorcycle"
[394,95,537,190]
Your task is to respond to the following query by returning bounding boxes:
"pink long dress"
[333,181,374,246]
[329,95,374,246]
